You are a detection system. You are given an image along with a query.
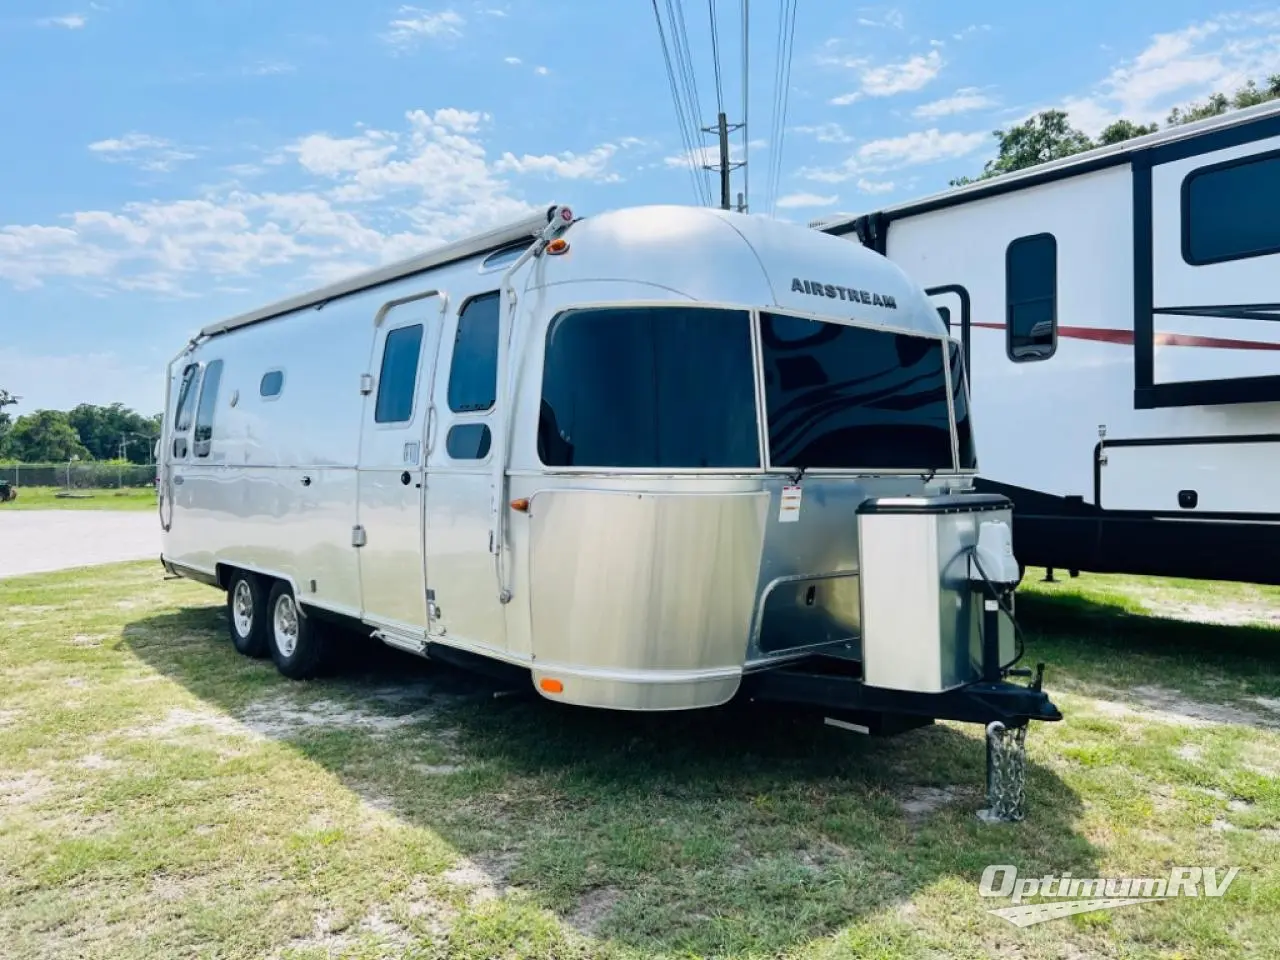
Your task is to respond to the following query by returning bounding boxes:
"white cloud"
[856,8,904,29]
[503,56,521,65]
[857,178,896,194]
[39,13,86,29]
[952,24,991,41]
[1,108,627,294]
[913,88,997,119]
[775,192,838,209]
[1062,11,1280,135]
[383,7,464,48]
[801,128,987,183]
[495,143,626,182]
[534,65,550,76]
[244,60,295,76]
[830,50,942,104]
[792,122,853,144]
[663,138,765,171]
[87,133,197,173]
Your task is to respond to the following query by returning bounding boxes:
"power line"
[651,0,707,205]
[708,0,725,117]
[667,0,713,203]
[741,0,749,211]
[766,0,798,216]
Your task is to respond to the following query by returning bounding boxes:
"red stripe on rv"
[967,322,1280,351]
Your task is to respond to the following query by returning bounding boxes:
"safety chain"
[979,721,1028,823]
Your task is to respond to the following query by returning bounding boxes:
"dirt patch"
[0,772,54,808]
[135,707,251,741]
[899,786,957,818]
[1175,744,1202,762]
[414,763,464,775]
[1133,592,1280,628]
[567,886,623,937]
[76,753,120,771]
[441,852,518,905]
[403,878,458,937]
[69,633,108,647]
[1087,685,1279,729]
[0,710,19,728]
[238,695,433,738]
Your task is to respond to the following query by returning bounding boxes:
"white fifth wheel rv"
[814,100,1280,586]
[158,203,1060,814]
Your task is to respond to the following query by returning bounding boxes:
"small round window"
[260,370,284,398]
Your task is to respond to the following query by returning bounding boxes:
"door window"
[374,324,425,424]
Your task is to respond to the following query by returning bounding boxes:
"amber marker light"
[546,238,569,255]
[510,498,530,512]
[539,677,564,694]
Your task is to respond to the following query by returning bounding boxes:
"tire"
[267,581,328,680]
[226,571,269,658]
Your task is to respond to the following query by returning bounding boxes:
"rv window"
[174,363,202,432]
[539,306,759,469]
[949,342,976,469]
[192,359,224,458]
[1006,233,1057,362]
[760,313,953,470]
[260,370,284,399]
[446,423,492,460]
[1183,152,1280,265]
[448,292,500,413]
[482,243,532,269]
[936,305,951,332]
[374,324,424,424]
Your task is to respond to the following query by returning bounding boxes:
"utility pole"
[701,112,746,211]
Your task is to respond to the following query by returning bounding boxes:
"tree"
[1097,119,1158,145]
[951,74,1280,186]
[66,402,160,464]
[949,110,1093,187]
[0,389,18,458]
[6,410,90,463]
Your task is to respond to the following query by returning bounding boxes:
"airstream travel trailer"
[813,100,1280,586]
[158,204,1060,818]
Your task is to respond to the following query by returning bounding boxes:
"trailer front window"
[539,306,759,469]
[760,312,954,471]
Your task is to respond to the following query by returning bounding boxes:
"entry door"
[357,293,444,631]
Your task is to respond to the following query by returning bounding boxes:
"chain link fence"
[0,462,158,489]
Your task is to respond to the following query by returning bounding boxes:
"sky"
[2,0,1278,417]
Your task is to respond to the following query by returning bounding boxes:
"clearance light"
[558,206,574,223]
[547,238,569,255]
[539,677,564,694]
[510,498,530,512]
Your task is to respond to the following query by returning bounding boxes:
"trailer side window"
[539,306,759,469]
[448,292,500,413]
[374,324,424,424]
[936,305,951,332]
[1183,151,1280,265]
[260,370,284,399]
[446,423,492,460]
[1006,233,1056,362]
[173,363,202,432]
[192,359,224,458]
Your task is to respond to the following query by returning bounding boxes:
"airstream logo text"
[791,277,897,308]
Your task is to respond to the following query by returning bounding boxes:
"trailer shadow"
[124,603,1094,955]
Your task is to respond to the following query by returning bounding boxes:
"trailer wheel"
[267,581,328,680]
[226,571,269,658]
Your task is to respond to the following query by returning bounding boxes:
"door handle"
[301,476,312,487]
[400,471,411,486]
[425,403,437,455]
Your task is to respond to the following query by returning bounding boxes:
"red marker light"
[560,207,573,222]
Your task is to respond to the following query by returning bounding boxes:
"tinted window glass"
[482,243,532,269]
[949,342,976,469]
[375,324,424,424]
[1184,153,1280,264]
[937,305,951,331]
[1006,234,1056,362]
[174,363,201,431]
[539,306,759,468]
[260,370,284,398]
[446,423,492,460]
[448,293,500,412]
[760,313,952,470]
[193,359,223,457]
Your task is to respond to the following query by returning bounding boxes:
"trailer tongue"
[743,493,1062,822]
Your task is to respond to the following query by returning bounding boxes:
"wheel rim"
[232,580,254,638]
[273,593,299,658]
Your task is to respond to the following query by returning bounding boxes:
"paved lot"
[0,510,159,579]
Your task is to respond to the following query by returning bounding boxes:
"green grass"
[1,563,1279,958]
[0,484,157,510]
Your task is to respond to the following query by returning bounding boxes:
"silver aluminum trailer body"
[159,204,1059,767]
[813,100,1280,585]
